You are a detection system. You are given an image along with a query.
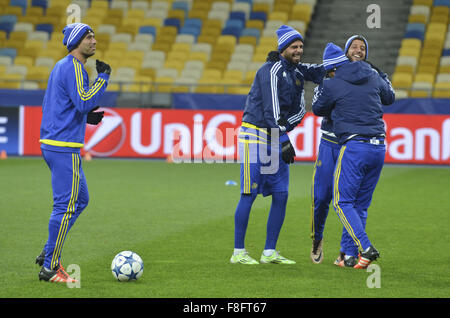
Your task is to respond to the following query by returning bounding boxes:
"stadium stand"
[0,0,315,94]
[392,0,450,98]
[0,0,449,102]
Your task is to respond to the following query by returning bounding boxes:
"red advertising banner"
[21,106,450,165]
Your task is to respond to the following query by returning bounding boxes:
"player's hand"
[281,140,296,164]
[277,117,289,131]
[266,50,280,62]
[87,106,104,125]
[96,59,111,75]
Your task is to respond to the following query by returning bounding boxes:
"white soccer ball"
[111,251,144,282]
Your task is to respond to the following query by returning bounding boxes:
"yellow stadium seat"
[170,43,191,53]
[239,35,258,46]
[14,56,34,68]
[414,73,435,84]
[430,13,448,24]
[394,64,415,74]
[268,11,289,23]
[164,60,185,72]
[243,70,257,85]
[401,38,422,50]
[167,9,186,24]
[200,69,222,81]
[408,14,427,24]
[413,0,432,6]
[151,42,172,54]
[252,3,270,15]
[392,72,413,89]
[9,31,27,42]
[399,46,421,59]
[432,82,450,97]
[259,36,277,47]
[155,76,175,93]
[291,4,313,24]
[25,66,50,81]
[91,0,109,9]
[104,51,125,61]
[126,9,146,20]
[206,60,227,72]
[3,6,22,17]
[197,34,217,45]
[419,56,439,68]
[417,64,437,75]
[227,85,251,95]
[223,69,244,80]
[217,35,237,47]
[439,65,450,73]
[246,20,264,31]
[189,51,210,63]
[252,52,268,62]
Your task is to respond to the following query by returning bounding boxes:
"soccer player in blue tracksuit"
[35,23,111,283]
[312,43,395,269]
[230,25,325,265]
[310,35,372,264]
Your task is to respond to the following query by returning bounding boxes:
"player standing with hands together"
[36,23,111,283]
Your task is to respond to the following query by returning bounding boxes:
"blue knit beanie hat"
[62,23,94,52]
[344,35,369,59]
[276,25,303,52]
[323,42,349,71]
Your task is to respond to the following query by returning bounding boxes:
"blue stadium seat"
[222,27,242,38]
[36,24,53,37]
[0,15,18,24]
[10,0,28,15]
[164,17,181,31]
[0,48,17,60]
[180,26,200,38]
[184,18,202,29]
[229,11,246,26]
[404,30,425,41]
[406,23,425,33]
[139,26,157,38]
[0,22,15,36]
[434,0,450,7]
[241,28,260,39]
[225,19,244,30]
[249,11,267,24]
[443,49,450,56]
[172,1,190,15]
[31,0,48,9]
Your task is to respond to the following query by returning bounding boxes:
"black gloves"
[277,117,289,131]
[278,117,295,163]
[96,59,111,75]
[266,50,281,62]
[87,106,104,125]
[281,140,296,164]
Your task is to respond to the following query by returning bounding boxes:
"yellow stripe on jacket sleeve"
[73,59,106,101]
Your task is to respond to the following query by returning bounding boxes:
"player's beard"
[285,52,301,64]
[82,47,96,59]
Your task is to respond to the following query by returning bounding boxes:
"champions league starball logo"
[84,108,126,157]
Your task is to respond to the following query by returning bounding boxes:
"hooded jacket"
[312,61,395,144]
[242,55,324,143]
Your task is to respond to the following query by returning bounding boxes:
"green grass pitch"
[0,157,449,298]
